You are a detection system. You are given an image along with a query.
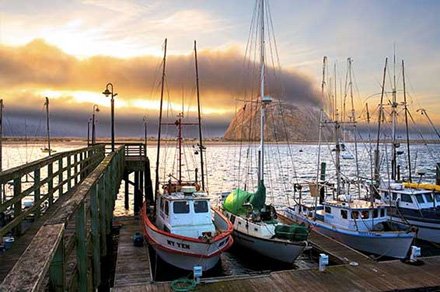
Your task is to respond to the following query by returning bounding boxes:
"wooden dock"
[112,216,153,289]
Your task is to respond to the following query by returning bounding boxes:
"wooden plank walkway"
[0,185,81,281]
[112,256,440,292]
[112,216,153,289]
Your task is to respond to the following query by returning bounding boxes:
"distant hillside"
[224,101,331,142]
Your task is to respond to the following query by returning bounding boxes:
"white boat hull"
[389,216,440,244]
[284,208,414,259]
[153,246,221,271]
[232,229,306,264]
[141,205,233,271]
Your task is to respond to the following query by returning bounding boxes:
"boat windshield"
[424,194,434,203]
[174,201,190,214]
[194,200,209,213]
[415,194,425,204]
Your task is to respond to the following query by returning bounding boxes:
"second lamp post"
[102,83,118,152]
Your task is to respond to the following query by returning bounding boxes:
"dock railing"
[0,145,105,238]
[0,145,125,291]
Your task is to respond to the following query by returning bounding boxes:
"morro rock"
[224,101,330,142]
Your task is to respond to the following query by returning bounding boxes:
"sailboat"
[40,97,56,154]
[141,39,233,272]
[285,56,416,259]
[375,57,440,244]
[222,0,309,265]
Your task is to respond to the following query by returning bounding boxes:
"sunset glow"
[0,0,439,137]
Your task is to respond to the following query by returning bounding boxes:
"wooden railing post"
[74,153,79,185]
[13,177,22,235]
[34,169,41,218]
[48,163,54,206]
[49,235,65,291]
[58,158,63,196]
[90,184,101,288]
[76,202,88,292]
[99,178,107,256]
[67,156,72,191]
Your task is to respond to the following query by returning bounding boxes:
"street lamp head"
[102,88,111,97]
[93,104,100,112]
[102,83,117,98]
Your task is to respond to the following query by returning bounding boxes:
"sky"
[0,0,439,138]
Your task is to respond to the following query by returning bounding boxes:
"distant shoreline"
[1,137,439,145]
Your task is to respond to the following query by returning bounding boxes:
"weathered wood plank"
[0,224,64,292]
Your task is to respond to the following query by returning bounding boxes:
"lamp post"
[92,104,100,145]
[87,118,92,146]
[102,83,117,152]
[143,115,147,156]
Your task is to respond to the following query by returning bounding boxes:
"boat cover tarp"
[275,224,309,241]
[223,183,266,215]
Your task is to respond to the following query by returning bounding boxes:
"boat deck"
[112,216,153,289]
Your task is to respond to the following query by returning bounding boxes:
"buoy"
[133,232,143,247]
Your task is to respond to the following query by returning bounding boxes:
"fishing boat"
[372,57,440,244]
[286,56,415,259]
[141,39,233,272]
[222,0,309,264]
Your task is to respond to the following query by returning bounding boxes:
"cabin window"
[392,193,397,200]
[340,210,347,219]
[194,201,209,213]
[435,194,440,202]
[165,201,169,215]
[325,206,331,214]
[230,215,236,224]
[351,211,359,219]
[361,211,369,219]
[401,194,413,203]
[416,194,425,204]
[373,209,378,218]
[160,198,165,210]
[173,201,190,214]
[424,194,434,203]
[380,209,385,217]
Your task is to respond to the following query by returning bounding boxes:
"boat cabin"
[291,199,390,232]
[380,183,440,210]
[156,186,215,239]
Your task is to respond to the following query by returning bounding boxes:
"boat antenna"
[402,60,412,182]
[259,0,271,186]
[374,58,388,192]
[154,38,167,204]
[45,97,51,156]
[194,40,205,190]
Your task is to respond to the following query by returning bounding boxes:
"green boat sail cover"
[223,183,266,215]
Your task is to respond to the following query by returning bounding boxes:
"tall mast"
[177,112,183,184]
[348,58,360,195]
[321,56,327,113]
[194,40,205,190]
[391,51,398,181]
[259,0,271,185]
[154,38,167,199]
[374,58,388,190]
[402,60,412,182]
[45,97,51,156]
